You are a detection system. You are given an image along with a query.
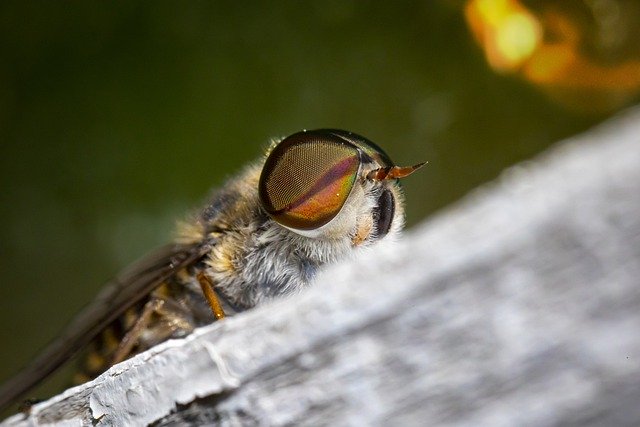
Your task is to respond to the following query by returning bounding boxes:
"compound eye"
[259,131,360,231]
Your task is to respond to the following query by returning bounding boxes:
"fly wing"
[0,241,212,412]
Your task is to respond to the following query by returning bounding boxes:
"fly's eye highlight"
[259,130,360,231]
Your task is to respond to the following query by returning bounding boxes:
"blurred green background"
[1,0,638,406]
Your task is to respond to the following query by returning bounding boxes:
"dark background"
[0,1,635,405]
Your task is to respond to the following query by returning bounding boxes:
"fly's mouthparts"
[366,162,426,181]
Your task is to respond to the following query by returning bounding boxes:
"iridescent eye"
[259,130,361,231]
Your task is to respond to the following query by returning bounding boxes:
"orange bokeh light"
[465,0,640,113]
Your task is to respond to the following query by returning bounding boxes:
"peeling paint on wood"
[4,107,640,426]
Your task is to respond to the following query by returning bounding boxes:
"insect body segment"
[0,129,423,413]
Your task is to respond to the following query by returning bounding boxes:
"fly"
[0,129,424,412]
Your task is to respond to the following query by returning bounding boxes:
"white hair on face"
[205,184,405,306]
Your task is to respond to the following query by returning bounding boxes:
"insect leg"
[111,298,164,365]
[197,272,226,320]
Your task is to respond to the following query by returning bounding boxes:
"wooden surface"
[4,107,640,426]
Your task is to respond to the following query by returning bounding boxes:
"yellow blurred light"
[465,0,542,72]
[465,0,640,113]
[495,13,541,69]
[476,0,509,25]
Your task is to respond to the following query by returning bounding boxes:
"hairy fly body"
[0,129,423,412]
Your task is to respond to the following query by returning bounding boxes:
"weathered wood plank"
[4,107,640,426]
